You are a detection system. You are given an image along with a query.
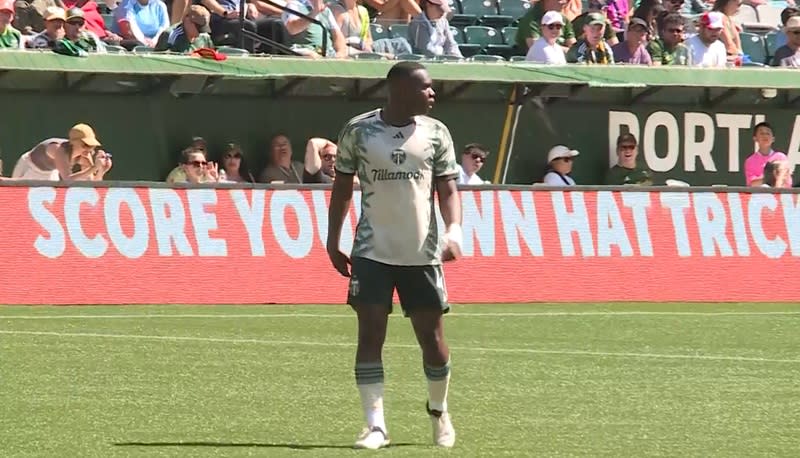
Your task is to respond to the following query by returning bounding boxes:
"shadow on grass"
[114,441,420,450]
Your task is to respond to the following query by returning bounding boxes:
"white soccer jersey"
[336,109,460,266]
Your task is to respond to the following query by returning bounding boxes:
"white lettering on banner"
[231,189,266,256]
[715,114,752,173]
[29,187,65,259]
[643,111,680,172]
[660,192,692,257]
[596,191,633,256]
[552,192,594,257]
[610,111,764,174]
[310,190,356,255]
[462,191,495,256]
[621,193,653,256]
[786,115,800,170]
[748,194,786,259]
[693,193,734,257]
[497,191,543,256]
[270,190,313,259]
[104,188,149,259]
[65,188,108,258]
[781,194,800,255]
[684,113,716,172]
[725,193,751,256]
[148,188,193,256]
[187,189,227,256]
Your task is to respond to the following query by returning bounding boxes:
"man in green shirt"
[566,12,614,64]
[605,133,654,185]
[647,12,690,66]
[514,0,575,54]
[0,0,23,49]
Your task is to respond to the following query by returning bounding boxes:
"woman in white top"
[11,138,67,181]
[526,11,567,64]
[542,145,579,186]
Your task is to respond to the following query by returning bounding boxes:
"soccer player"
[326,61,464,450]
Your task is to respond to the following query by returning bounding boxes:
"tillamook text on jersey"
[371,169,425,181]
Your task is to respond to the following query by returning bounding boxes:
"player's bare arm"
[437,176,463,262]
[327,171,355,277]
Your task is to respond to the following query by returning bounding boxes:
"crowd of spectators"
[0,0,798,66]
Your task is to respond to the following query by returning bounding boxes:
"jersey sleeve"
[433,123,459,178]
[335,122,359,175]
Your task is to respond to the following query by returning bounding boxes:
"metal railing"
[236,0,328,56]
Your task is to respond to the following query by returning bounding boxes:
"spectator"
[0,0,23,48]
[155,4,214,52]
[711,0,742,59]
[763,160,793,188]
[362,0,421,26]
[647,12,689,65]
[526,10,568,63]
[92,148,113,180]
[303,137,336,183]
[408,0,461,58]
[774,7,800,51]
[113,0,170,49]
[573,0,619,46]
[771,15,800,67]
[53,123,103,182]
[542,145,578,186]
[11,138,65,181]
[243,0,291,54]
[259,134,304,183]
[62,0,122,44]
[200,0,266,52]
[57,7,107,53]
[457,143,489,185]
[612,17,652,64]
[605,133,653,185]
[281,0,347,58]
[328,0,412,57]
[218,142,255,183]
[561,0,583,21]
[602,0,631,42]
[26,6,65,49]
[744,122,791,187]
[567,12,615,64]
[633,0,664,40]
[516,0,576,54]
[684,11,726,67]
[167,147,220,183]
[12,0,61,34]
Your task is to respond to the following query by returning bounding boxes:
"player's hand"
[327,246,351,277]
[441,224,463,262]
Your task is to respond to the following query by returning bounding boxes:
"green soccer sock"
[424,361,451,413]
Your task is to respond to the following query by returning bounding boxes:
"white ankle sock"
[358,383,386,433]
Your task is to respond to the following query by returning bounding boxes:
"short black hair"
[781,6,800,26]
[753,121,773,136]
[462,143,489,156]
[617,133,638,146]
[386,61,427,82]
[657,12,683,33]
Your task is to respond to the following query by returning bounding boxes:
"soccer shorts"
[347,256,449,316]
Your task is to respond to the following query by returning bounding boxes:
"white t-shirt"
[526,37,567,64]
[12,151,60,181]
[684,35,727,68]
[457,164,486,185]
[336,109,460,266]
[543,171,575,186]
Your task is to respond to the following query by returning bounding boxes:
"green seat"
[450,26,464,44]
[217,46,250,56]
[105,44,127,54]
[388,24,409,40]
[352,52,387,60]
[395,53,425,61]
[498,0,531,23]
[501,26,518,45]
[456,0,513,28]
[765,31,780,60]
[433,54,464,62]
[509,55,528,62]
[464,25,503,48]
[132,46,155,54]
[370,23,390,41]
[458,43,482,57]
[740,32,767,65]
[101,13,114,31]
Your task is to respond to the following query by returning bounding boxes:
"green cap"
[586,12,605,26]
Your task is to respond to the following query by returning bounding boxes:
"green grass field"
[2,303,799,457]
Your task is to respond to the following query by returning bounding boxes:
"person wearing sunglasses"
[0,0,22,49]
[219,143,255,183]
[771,15,800,67]
[605,133,653,186]
[526,11,568,63]
[166,147,220,183]
[303,137,337,184]
[457,143,489,185]
[58,7,107,53]
[647,12,690,65]
[542,145,579,186]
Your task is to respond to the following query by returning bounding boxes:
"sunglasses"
[667,28,684,33]
[225,153,242,159]
[188,160,208,167]
[471,154,486,162]
[67,19,85,26]
[322,154,337,161]
[546,24,563,30]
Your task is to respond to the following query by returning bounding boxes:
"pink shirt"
[744,150,789,186]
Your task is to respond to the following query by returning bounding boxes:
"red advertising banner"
[0,186,798,305]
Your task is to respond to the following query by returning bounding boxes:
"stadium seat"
[498,0,531,24]
[395,53,425,60]
[433,54,464,62]
[352,52,387,60]
[450,26,465,44]
[470,54,505,62]
[101,13,114,31]
[370,23,390,41]
[217,46,250,56]
[501,26,518,44]
[452,0,513,28]
[755,4,781,28]
[132,46,155,54]
[765,31,780,59]
[740,32,768,65]
[733,4,758,26]
[388,23,409,40]
[509,55,528,62]
[464,25,504,48]
[105,44,127,54]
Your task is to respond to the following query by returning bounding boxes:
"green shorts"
[347,256,450,316]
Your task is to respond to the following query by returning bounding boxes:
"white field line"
[0,329,798,364]
[1,311,800,320]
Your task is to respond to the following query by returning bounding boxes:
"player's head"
[386,61,435,116]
